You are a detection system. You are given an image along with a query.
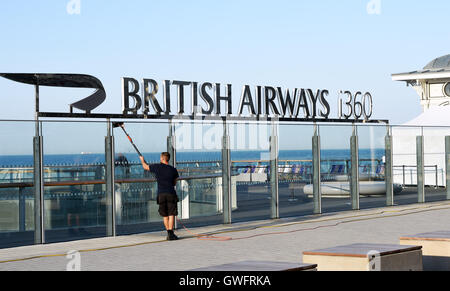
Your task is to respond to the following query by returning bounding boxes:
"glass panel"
[319,124,352,213]
[0,121,35,248]
[392,126,421,206]
[230,122,271,223]
[424,127,448,202]
[278,124,314,218]
[357,125,387,210]
[175,121,223,228]
[177,176,223,228]
[114,121,169,235]
[42,121,107,243]
[113,120,224,233]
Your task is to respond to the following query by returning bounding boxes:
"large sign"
[0,73,383,123]
[122,77,374,121]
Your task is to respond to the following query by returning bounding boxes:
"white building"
[391,54,450,187]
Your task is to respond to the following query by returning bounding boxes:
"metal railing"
[393,165,441,188]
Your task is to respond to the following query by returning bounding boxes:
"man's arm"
[139,156,150,171]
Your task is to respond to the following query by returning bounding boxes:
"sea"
[0,149,385,167]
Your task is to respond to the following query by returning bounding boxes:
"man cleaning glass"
[140,152,180,241]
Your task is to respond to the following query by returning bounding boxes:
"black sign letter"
[143,79,163,115]
[122,77,142,115]
[238,85,256,115]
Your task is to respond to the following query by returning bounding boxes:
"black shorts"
[157,193,179,217]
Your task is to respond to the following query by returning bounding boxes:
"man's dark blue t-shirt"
[148,163,179,195]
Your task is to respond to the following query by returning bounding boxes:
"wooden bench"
[400,231,450,271]
[303,243,423,271]
[190,261,317,271]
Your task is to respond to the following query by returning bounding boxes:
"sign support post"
[270,121,279,219]
[312,124,321,214]
[105,119,116,237]
[222,120,232,224]
[350,124,360,210]
[385,126,394,206]
[33,84,45,244]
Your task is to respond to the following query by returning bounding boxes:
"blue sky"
[0,0,449,154]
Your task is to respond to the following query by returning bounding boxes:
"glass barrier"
[0,121,35,248]
[230,122,271,223]
[177,176,223,228]
[113,120,225,234]
[423,127,448,203]
[357,124,388,210]
[391,126,421,206]
[175,121,224,228]
[113,121,169,234]
[319,124,353,213]
[2,119,450,249]
[42,121,107,243]
[278,124,314,218]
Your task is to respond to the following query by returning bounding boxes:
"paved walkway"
[1,201,450,271]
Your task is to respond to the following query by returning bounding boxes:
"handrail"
[0,173,225,189]
[393,164,440,188]
[393,165,438,168]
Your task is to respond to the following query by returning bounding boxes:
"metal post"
[385,131,394,206]
[167,121,176,167]
[445,136,450,200]
[33,135,44,244]
[435,165,438,189]
[167,120,178,228]
[221,120,232,224]
[312,124,321,214]
[417,135,425,203]
[350,125,359,210]
[270,122,279,219]
[33,84,45,244]
[105,120,116,236]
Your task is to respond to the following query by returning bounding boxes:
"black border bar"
[38,112,389,124]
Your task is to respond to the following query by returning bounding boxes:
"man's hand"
[139,156,150,171]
